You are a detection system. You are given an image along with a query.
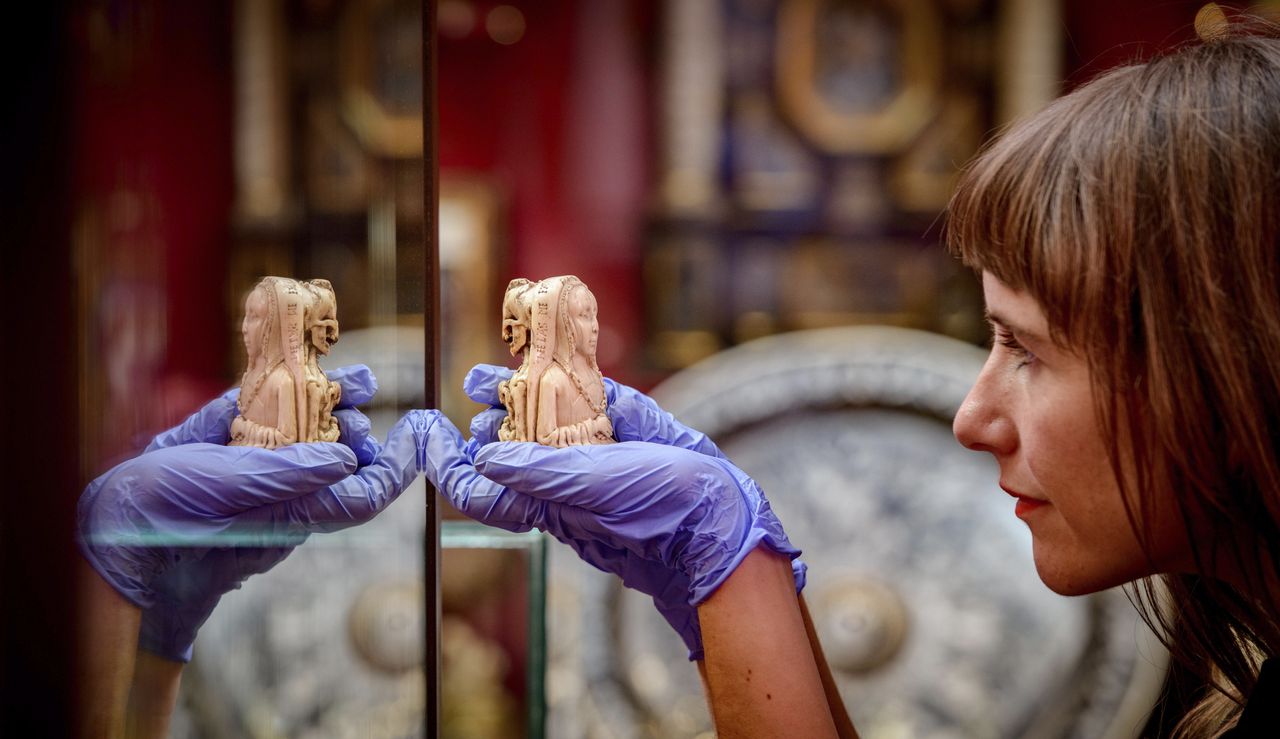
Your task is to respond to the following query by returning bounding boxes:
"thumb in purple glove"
[144,364,378,452]
[463,363,726,456]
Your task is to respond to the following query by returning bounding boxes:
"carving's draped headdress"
[240,277,307,411]
[518,275,585,441]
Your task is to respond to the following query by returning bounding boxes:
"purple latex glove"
[423,364,805,660]
[77,365,436,662]
[461,363,727,456]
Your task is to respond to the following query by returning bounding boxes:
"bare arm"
[125,652,183,738]
[800,595,859,739]
[697,546,841,738]
[76,559,186,739]
[75,558,140,738]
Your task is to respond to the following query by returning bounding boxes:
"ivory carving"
[498,275,615,446]
[229,276,342,449]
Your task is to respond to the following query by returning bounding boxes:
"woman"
[428,28,1280,737]
[947,28,1280,736]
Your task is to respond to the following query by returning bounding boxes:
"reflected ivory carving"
[230,277,342,449]
[498,275,615,446]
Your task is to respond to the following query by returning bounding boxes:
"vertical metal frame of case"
[421,0,441,735]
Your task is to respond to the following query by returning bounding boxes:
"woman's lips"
[1001,483,1049,519]
[1014,498,1049,518]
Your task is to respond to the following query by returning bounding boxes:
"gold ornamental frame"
[775,0,944,155]
[339,0,424,158]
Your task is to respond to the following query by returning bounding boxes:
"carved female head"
[240,278,299,367]
[241,283,272,361]
[560,279,599,364]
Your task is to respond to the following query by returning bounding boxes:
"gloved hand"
[421,364,805,660]
[461,363,728,458]
[76,365,436,662]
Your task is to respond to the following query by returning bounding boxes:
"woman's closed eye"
[994,327,1037,369]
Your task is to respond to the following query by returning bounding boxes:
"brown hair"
[946,28,1280,737]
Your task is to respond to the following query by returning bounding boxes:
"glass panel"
[68,0,541,735]
[440,522,547,739]
[165,0,442,733]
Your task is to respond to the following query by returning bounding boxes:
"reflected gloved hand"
[76,365,435,662]
[420,364,805,660]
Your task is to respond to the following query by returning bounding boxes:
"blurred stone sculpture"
[498,275,615,446]
[230,277,343,449]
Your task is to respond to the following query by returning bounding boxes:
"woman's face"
[242,287,268,358]
[568,287,599,359]
[952,272,1191,595]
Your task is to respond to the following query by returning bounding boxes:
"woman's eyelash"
[993,327,1036,365]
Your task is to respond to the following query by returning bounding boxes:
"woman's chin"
[1031,550,1134,596]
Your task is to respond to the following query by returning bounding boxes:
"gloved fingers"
[143,365,375,453]
[327,364,378,408]
[275,410,431,531]
[468,407,508,447]
[462,362,724,458]
[422,412,544,533]
[334,407,381,467]
[792,558,807,594]
[144,395,240,451]
[152,442,360,516]
[473,440,714,511]
[463,363,514,407]
[417,409,467,485]
[605,381,726,459]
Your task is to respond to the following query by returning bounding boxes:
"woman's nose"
[953,360,1016,456]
